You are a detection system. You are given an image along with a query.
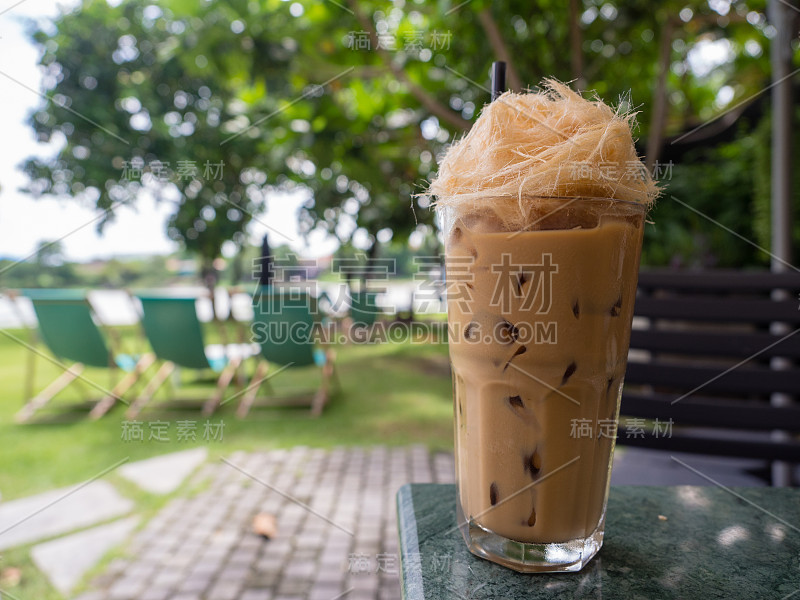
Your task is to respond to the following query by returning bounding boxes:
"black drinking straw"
[490,61,506,101]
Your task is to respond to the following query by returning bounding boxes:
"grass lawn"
[0,318,454,599]
[0,320,454,501]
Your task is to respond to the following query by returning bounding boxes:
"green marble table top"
[396,484,800,599]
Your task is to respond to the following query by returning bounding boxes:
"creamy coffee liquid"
[446,200,644,544]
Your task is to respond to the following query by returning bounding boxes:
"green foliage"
[645,106,800,268]
[0,260,78,289]
[21,0,793,268]
[1,253,182,289]
[0,241,78,288]
[22,0,295,269]
[750,108,800,259]
[649,124,762,267]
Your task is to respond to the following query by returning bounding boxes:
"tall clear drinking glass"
[444,197,646,572]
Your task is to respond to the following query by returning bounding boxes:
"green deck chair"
[127,293,246,417]
[16,289,154,422]
[237,288,338,418]
[349,289,381,327]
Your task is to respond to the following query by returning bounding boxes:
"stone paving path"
[118,448,209,495]
[0,481,133,551]
[75,446,455,600]
[32,516,141,595]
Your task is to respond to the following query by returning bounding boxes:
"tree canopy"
[21,0,794,269]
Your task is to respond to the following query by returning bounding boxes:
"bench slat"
[620,269,800,466]
[629,329,800,359]
[617,431,800,462]
[621,392,800,431]
[625,361,800,395]
[633,296,800,324]
[637,269,800,293]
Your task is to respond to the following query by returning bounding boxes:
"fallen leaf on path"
[253,512,278,539]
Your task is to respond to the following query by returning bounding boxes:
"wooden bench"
[618,269,800,473]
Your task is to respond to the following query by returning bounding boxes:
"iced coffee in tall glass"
[429,81,657,572]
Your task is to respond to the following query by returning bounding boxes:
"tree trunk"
[201,257,231,347]
[477,8,523,92]
[568,0,586,91]
[201,258,219,317]
[645,16,675,173]
[231,244,243,285]
[364,241,380,284]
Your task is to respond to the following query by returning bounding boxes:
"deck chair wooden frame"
[11,289,154,422]
[126,292,246,418]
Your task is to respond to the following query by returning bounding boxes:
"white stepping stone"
[31,516,140,595]
[118,448,208,494]
[0,481,133,551]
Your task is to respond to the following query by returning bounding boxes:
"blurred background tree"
[21,0,799,272]
[0,240,78,288]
